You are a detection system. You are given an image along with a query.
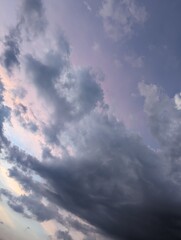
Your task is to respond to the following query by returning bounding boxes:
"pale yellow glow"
[0,164,27,196]
[0,203,15,228]
[41,219,59,236]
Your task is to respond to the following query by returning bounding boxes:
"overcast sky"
[0,1,181,240]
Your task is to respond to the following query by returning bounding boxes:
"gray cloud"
[1,74,181,239]
[56,230,73,240]
[19,0,47,38]
[139,82,181,160]
[139,82,181,191]
[0,1,181,240]
[100,0,148,41]
[0,0,47,74]
[24,38,103,144]
[0,188,63,222]
[13,103,38,133]
[0,26,21,73]
[0,81,10,146]
[3,107,181,240]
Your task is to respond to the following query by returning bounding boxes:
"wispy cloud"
[83,1,92,12]
[125,54,144,68]
[100,0,148,41]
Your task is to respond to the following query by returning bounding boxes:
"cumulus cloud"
[1,1,181,240]
[24,41,103,144]
[100,0,148,41]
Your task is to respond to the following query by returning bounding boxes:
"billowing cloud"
[24,37,103,144]
[0,1,181,240]
[2,99,181,240]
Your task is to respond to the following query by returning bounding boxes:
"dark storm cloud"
[1,64,181,239]
[28,116,173,240]
[4,108,181,240]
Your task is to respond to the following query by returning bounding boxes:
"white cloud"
[174,93,181,110]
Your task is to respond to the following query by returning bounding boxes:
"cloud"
[0,26,21,74]
[2,77,181,239]
[2,108,179,240]
[0,81,10,142]
[56,230,73,240]
[1,1,181,240]
[174,93,181,110]
[100,0,148,41]
[19,0,47,38]
[24,41,103,144]
[139,82,181,161]
[0,0,47,75]
[13,103,38,133]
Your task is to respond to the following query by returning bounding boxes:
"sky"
[0,0,181,239]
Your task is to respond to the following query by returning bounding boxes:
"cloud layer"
[0,1,181,240]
